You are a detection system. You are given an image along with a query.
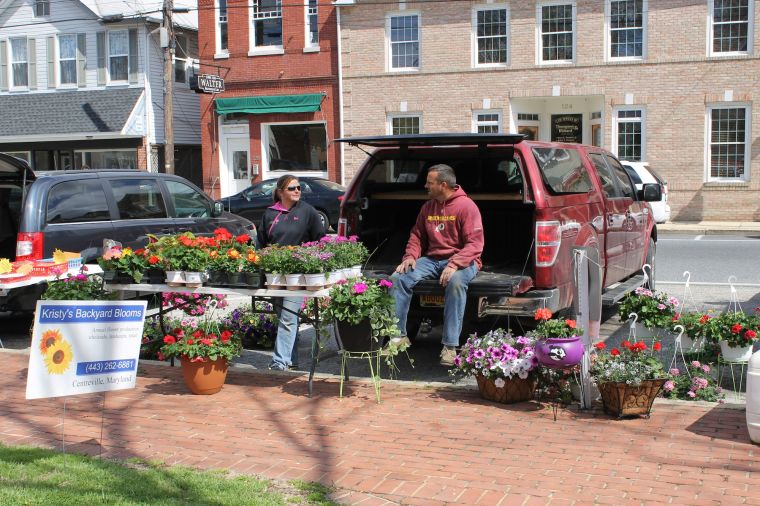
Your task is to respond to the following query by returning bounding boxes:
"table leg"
[308,301,319,397]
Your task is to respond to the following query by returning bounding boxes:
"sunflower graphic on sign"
[40,329,73,374]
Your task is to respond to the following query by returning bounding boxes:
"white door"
[221,137,251,197]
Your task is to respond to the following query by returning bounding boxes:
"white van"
[622,162,671,224]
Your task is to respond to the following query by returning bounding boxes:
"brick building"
[337,0,760,221]
[197,0,342,199]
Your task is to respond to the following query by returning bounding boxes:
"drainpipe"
[334,2,350,186]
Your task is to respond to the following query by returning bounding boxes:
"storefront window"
[74,150,137,170]
[265,123,327,172]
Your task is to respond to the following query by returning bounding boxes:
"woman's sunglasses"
[286,185,301,191]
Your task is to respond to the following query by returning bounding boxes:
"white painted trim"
[707,0,754,57]
[0,133,143,142]
[249,0,284,53]
[337,5,346,186]
[387,112,422,134]
[247,47,285,57]
[471,4,510,68]
[385,10,421,72]
[611,106,646,162]
[604,0,647,62]
[472,109,503,133]
[56,33,79,88]
[304,0,319,50]
[8,36,30,91]
[259,120,329,181]
[535,1,577,65]
[106,29,130,85]
[215,0,228,55]
[704,102,752,183]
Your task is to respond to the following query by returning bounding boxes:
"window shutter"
[128,28,138,83]
[77,33,86,87]
[28,38,37,89]
[96,31,106,85]
[0,40,7,91]
[47,36,55,88]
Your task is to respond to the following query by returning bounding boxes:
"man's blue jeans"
[271,296,302,368]
[391,257,478,347]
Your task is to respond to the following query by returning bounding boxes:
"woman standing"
[258,174,326,370]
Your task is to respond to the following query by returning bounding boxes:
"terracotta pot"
[535,336,584,368]
[597,378,666,418]
[475,374,535,404]
[179,356,229,395]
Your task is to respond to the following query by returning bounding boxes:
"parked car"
[218,176,345,231]
[621,161,671,224]
[335,133,661,339]
[0,153,256,312]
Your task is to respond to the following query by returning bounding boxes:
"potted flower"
[154,232,210,286]
[208,247,244,285]
[97,245,150,283]
[160,318,243,395]
[240,248,262,288]
[221,302,277,349]
[257,245,295,288]
[42,269,116,301]
[294,244,334,290]
[703,310,759,362]
[662,360,724,402]
[449,329,540,404]
[589,339,668,418]
[618,287,679,335]
[530,308,584,368]
[671,311,710,352]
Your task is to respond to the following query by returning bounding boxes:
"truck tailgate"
[363,269,533,297]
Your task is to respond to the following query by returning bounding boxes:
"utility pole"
[163,0,174,174]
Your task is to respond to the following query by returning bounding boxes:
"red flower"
[200,338,213,346]
[699,314,710,325]
[236,234,250,244]
[220,330,232,343]
[192,330,204,339]
[672,313,680,322]
[534,308,552,321]
[162,335,176,344]
[565,319,576,329]
[594,342,606,350]
[610,348,620,356]
[653,342,662,351]
[621,340,632,349]
[745,329,757,340]
[179,235,194,247]
[186,339,194,345]
[731,324,743,334]
[135,248,145,256]
[148,255,161,265]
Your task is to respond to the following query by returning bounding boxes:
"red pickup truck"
[336,134,661,339]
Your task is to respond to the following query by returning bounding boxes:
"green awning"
[215,93,324,115]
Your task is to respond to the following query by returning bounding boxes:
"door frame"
[218,122,250,198]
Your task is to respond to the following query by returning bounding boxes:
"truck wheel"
[644,238,656,291]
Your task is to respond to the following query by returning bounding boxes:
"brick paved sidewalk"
[1,350,757,505]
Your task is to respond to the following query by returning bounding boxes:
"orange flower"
[565,319,576,329]
[227,249,241,259]
[209,250,219,259]
[246,250,258,263]
[534,308,552,321]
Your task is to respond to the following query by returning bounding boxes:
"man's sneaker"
[381,336,411,356]
[268,362,288,371]
[440,346,458,366]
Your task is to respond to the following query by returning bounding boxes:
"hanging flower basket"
[335,319,380,353]
[719,341,754,362]
[597,378,666,418]
[475,374,535,404]
[535,336,584,368]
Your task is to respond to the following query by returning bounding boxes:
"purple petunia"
[473,349,486,359]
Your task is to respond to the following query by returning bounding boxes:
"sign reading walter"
[192,74,225,94]
[26,300,147,400]
[551,114,583,143]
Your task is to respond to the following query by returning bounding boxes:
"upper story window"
[389,114,421,135]
[473,6,508,66]
[538,2,575,64]
[608,0,645,59]
[174,34,188,83]
[613,108,645,162]
[58,34,77,86]
[306,0,319,48]
[10,37,29,88]
[474,111,502,133]
[252,0,283,49]
[217,0,228,53]
[707,105,749,181]
[387,14,419,70]
[710,0,752,55]
[34,0,49,17]
[108,30,129,82]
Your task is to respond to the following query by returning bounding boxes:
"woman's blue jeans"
[271,296,302,368]
[391,257,478,347]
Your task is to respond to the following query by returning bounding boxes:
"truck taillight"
[536,221,561,267]
[337,205,360,237]
[16,232,44,261]
[337,218,347,237]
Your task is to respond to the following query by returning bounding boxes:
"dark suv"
[0,153,255,311]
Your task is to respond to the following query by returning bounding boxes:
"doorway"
[220,136,251,198]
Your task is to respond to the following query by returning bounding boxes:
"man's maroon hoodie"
[402,186,484,270]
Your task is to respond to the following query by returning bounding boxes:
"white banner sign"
[26,300,147,400]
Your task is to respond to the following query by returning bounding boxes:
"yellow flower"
[122,248,133,256]
[0,258,13,274]
[44,339,73,374]
[39,329,63,354]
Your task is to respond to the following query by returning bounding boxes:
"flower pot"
[206,270,227,287]
[165,270,184,287]
[244,271,263,288]
[350,265,362,278]
[720,341,754,362]
[680,335,706,352]
[183,271,204,288]
[146,269,165,284]
[597,378,666,418]
[102,270,117,282]
[339,268,351,281]
[226,271,244,287]
[179,356,229,395]
[475,374,535,404]
[327,270,343,286]
[335,319,380,352]
[265,272,284,289]
[535,336,584,368]
[304,273,326,291]
[285,273,305,290]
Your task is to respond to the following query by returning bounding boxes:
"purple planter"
[535,336,585,368]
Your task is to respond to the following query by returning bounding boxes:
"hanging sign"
[191,74,225,94]
[26,300,147,400]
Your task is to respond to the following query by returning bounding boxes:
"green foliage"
[153,232,210,272]
[42,271,116,301]
[323,277,399,340]
[257,245,297,274]
[663,360,724,402]
[671,311,711,339]
[618,287,679,330]
[321,236,369,269]
[530,308,582,339]
[97,246,150,283]
[160,318,243,362]
[208,246,244,273]
[703,310,760,347]
[589,339,667,386]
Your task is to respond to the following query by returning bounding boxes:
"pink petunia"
[378,279,393,289]
[352,282,368,294]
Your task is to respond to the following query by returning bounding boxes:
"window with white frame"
[252,0,283,48]
[474,6,508,66]
[108,30,129,82]
[389,114,421,135]
[710,0,752,54]
[174,34,188,84]
[10,37,29,88]
[306,0,319,47]
[388,14,419,70]
[614,109,644,161]
[58,34,77,85]
[608,0,644,58]
[217,0,228,53]
[538,3,575,63]
[35,0,49,17]
[474,111,502,133]
[708,105,749,180]
[265,123,327,172]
